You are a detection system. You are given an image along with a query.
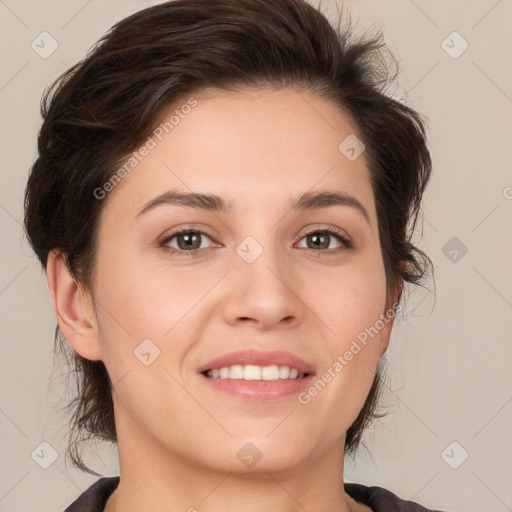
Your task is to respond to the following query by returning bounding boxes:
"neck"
[106,469,357,512]
[104,402,363,512]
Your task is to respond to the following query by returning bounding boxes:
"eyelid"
[296,223,352,243]
[159,223,218,243]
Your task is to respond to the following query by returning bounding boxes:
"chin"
[200,435,314,476]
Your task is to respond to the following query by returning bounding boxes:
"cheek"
[95,253,206,337]
[92,263,197,428]
[307,249,388,347]
[92,253,222,392]
[303,250,388,410]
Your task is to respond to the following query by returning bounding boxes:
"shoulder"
[63,476,120,512]
[345,482,450,512]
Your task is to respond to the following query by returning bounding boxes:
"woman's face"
[84,87,397,475]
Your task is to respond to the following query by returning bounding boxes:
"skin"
[47,87,401,512]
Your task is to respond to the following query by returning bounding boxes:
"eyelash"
[159,226,353,257]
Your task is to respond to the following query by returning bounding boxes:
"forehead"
[103,87,376,223]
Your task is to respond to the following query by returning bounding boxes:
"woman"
[24,0,443,510]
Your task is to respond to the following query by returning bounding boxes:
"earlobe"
[378,314,394,357]
[378,278,403,357]
[46,250,103,361]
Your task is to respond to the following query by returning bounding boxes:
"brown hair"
[24,0,433,475]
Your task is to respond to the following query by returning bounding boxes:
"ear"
[378,275,403,357]
[46,250,103,361]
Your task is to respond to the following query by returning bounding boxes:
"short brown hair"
[24,0,433,475]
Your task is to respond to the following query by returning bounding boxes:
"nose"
[221,242,305,331]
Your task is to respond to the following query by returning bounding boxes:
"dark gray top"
[63,476,449,511]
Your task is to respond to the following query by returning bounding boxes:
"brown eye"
[161,229,213,254]
[296,228,352,253]
[305,232,333,250]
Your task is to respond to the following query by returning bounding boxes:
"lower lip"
[199,373,315,401]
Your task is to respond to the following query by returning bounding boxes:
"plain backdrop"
[0,1,511,511]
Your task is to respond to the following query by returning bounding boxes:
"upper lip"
[197,349,315,375]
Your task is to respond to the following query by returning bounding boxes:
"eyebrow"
[136,188,370,224]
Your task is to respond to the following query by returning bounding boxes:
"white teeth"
[261,365,279,380]
[230,365,244,379]
[205,364,307,380]
[243,364,261,380]
[279,366,290,379]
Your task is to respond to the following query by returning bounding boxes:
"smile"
[202,364,308,380]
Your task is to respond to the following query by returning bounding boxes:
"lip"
[196,348,315,375]
[199,373,316,401]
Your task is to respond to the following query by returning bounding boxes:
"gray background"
[0,0,511,511]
